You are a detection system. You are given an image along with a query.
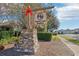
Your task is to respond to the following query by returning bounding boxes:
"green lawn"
[61,36,79,45]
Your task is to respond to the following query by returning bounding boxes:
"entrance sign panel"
[35,12,46,22]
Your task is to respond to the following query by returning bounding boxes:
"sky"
[0,3,79,30]
[52,3,79,30]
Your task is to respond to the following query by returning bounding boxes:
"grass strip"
[62,36,79,45]
[52,35,60,41]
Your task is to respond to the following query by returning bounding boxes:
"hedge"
[0,31,13,40]
[37,32,52,41]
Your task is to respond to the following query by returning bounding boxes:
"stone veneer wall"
[14,29,39,55]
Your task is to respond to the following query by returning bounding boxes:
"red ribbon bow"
[26,5,32,16]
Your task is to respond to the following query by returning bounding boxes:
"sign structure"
[14,4,54,54]
[14,5,39,53]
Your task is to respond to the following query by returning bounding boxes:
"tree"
[47,14,59,32]
[41,3,60,32]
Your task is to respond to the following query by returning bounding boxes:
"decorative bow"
[26,5,32,16]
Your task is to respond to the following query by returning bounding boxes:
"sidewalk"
[59,37,79,56]
[35,40,74,56]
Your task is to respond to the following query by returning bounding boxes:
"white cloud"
[56,4,79,21]
[65,3,79,6]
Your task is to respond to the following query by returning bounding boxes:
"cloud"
[56,4,79,21]
[65,3,79,6]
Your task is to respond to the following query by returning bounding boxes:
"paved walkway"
[35,40,74,56]
[59,37,79,56]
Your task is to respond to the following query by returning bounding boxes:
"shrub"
[0,30,20,45]
[0,36,19,45]
[52,31,58,35]
[0,31,13,39]
[37,32,52,41]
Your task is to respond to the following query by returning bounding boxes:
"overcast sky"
[52,3,79,30]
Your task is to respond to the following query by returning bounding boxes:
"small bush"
[37,32,52,41]
[0,36,19,45]
[52,32,58,35]
[0,31,13,40]
[0,30,20,45]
